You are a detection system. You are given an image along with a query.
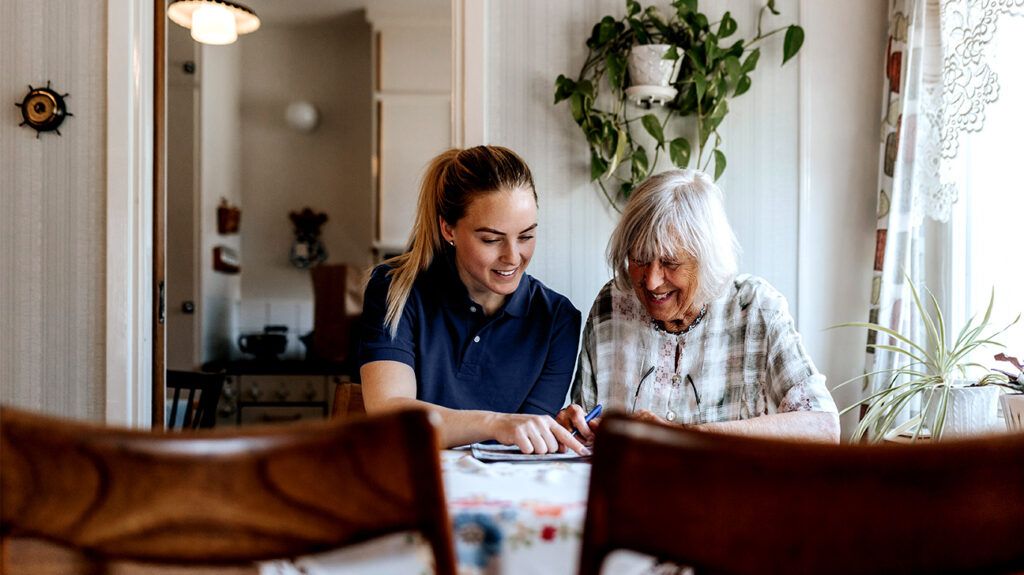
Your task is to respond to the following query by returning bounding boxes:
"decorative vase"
[924,384,1002,438]
[625,44,682,106]
[1001,393,1024,432]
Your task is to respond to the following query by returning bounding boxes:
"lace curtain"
[863,0,1023,434]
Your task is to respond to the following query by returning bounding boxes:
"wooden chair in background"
[0,406,455,575]
[165,370,224,429]
[579,413,1024,575]
[332,381,365,419]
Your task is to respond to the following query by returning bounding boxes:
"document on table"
[470,443,590,463]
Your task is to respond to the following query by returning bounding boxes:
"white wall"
[199,41,244,365]
[0,0,107,420]
[482,0,884,436]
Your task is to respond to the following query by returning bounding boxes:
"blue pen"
[571,403,603,438]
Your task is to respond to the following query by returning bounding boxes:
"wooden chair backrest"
[331,381,365,419]
[580,413,1024,575]
[165,370,224,429]
[1,406,455,574]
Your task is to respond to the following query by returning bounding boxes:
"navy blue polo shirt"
[357,256,582,416]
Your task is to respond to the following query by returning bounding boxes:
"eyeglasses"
[632,367,701,417]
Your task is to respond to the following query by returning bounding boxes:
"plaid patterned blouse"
[571,274,837,425]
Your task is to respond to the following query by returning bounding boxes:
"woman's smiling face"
[440,186,537,311]
[627,250,700,326]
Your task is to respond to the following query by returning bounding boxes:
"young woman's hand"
[489,413,590,456]
[555,404,599,445]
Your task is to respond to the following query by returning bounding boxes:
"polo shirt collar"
[431,252,530,318]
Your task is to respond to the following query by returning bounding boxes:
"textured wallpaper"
[0,0,106,421]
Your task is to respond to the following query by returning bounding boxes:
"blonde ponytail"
[379,146,536,338]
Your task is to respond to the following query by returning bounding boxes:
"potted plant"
[836,278,1019,442]
[992,353,1024,431]
[554,0,803,210]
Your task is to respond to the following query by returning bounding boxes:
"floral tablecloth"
[262,450,658,575]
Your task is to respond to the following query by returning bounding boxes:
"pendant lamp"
[167,0,260,46]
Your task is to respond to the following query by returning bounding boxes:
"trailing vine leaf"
[606,54,627,91]
[713,149,726,180]
[641,114,665,146]
[590,150,608,182]
[632,146,649,181]
[669,137,691,168]
[554,0,802,209]
[783,25,805,64]
[717,12,737,38]
[741,48,760,73]
[734,75,752,97]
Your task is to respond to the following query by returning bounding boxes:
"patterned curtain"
[865,0,1024,434]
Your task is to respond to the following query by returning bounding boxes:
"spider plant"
[834,278,1019,443]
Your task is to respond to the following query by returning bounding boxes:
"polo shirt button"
[469,305,477,313]
[473,336,481,343]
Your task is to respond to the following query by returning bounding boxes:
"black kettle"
[238,325,288,359]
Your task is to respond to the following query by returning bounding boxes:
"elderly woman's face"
[628,251,700,326]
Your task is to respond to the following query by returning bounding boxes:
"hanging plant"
[554,0,804,210]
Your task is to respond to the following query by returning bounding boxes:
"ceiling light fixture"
[167,0,260,46]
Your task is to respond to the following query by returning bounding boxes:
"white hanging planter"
[924,384,1002,438]
[625,44,682,107]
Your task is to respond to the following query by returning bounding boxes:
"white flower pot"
[924,384,1002,438]
[625,44,682,106]
[1001,393,1024,432]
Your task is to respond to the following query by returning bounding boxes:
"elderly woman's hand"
[555,404,600,445]
[632,409,672,425]
[489,413,591,456]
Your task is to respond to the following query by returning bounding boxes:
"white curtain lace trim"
[917,0,1024,221]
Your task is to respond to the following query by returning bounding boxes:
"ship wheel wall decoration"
[15,81,72,138]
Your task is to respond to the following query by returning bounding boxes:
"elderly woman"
[558,169,839,443]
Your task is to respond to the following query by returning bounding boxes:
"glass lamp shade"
[191,4,237,45]
[167,0,260,46]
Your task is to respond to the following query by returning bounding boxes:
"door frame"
[106,0,156,428]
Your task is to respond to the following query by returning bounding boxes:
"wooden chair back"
[331,381,365,419]
[166,370,224,429]
[1,406,455,574]
[579,413,1024,575]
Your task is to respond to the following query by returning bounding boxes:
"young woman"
[358,146,587,455]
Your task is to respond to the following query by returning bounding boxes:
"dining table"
[262,449,663,575]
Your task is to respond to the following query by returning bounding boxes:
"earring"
[449,240,455,247]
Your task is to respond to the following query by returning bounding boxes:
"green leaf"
[724,56,742,86]
[626,0,641,17]
[694,73,707,102]
[605,128,629,177]
[606,54,626,90]
[713,149,726,180]
[628,18,650,44]
[620,181,634,199]
[631,146,649,181]
[669,137,691,168]
[673,0,697,17]
[663,45,680,61]
[597,16,618,46]
[783,25,804,64]
[590,150,608,181]
[569,93,585,124]
[717,12,737,38]
[641,114,665,145]
[741,48,760,73]
[553,74,576,104]
[734,74,752,97]
[577,79,595,99]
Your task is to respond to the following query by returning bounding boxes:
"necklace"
[652,304,707,336]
